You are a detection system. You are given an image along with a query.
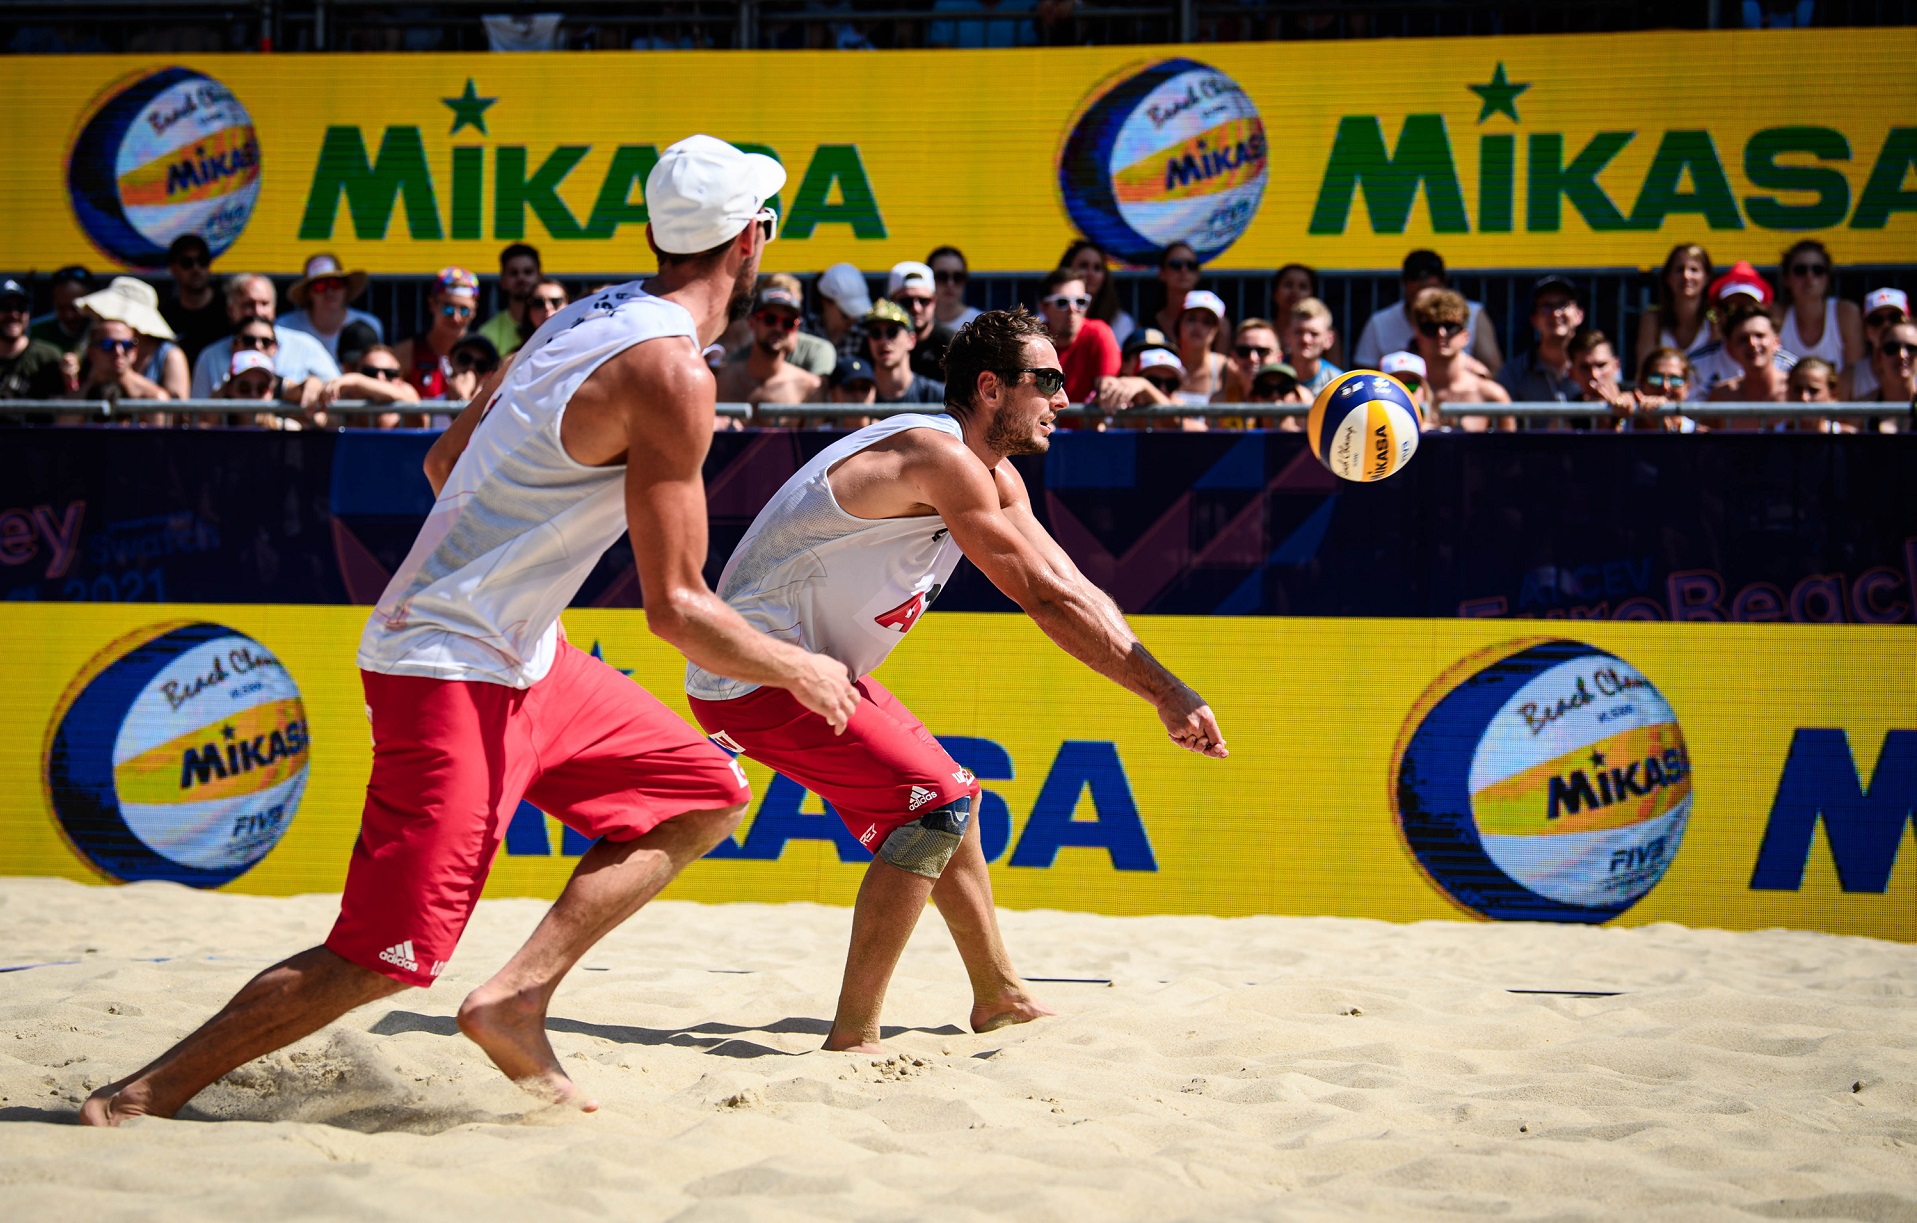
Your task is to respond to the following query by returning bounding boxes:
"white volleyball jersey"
[685,413,966,703]
[357,283,697,688]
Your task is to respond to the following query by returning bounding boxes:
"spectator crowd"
[2,231,1909,434]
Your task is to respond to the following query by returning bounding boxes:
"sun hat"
[77,276,176,340]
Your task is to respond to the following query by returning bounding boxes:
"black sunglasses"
[932,269,967,286]
[360,365,401,381]
[1163,258,1200,273]
[1788,262,1829,278]
[1235,343,1275,359]
[452,351,498,373]
[1882,341,1917,359]
[867,323,908,341]
[1144,375,1183,394]
[1417,320,1464,338]
[171,253,210,269]
[999,367,1066,396]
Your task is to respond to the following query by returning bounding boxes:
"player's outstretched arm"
[617,346,860,732]
[915,443,1226,758]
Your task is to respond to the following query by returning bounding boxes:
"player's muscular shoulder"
[563,336,711,466]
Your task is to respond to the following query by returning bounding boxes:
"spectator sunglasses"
[1163,258,1200,272]
[1642,372,1688,391]
[232,331,276,351]
[1235,341,1276,360]
[452,349,499,374]
[532,291,568,310]
[1253,374,1298,398]
[171,252,210,269]
[999,367,1066,396]
[1417,320,1465,338]
[1044,294,1092,312]
[441,302,475,319]
[1787,261,1830,278]
[1882,340,1917,360]
[933,268,968,286]
[867,322,909,341]
[753,311,799,331]
[1144,373,1183,395]
[95,337,137,355]
[360,363,401,381]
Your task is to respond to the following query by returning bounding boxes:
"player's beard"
[726,262,756,325]
[986,404,1049,456]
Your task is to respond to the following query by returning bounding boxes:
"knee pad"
[877,796,971,879]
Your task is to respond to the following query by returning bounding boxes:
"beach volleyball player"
[689,307,1229,1052]
[82,136,859,1126]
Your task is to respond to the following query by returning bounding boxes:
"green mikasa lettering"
[1309,67,1917,235]
[298,127,888,243]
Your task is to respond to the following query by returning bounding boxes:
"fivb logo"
[1750,730,1917,894]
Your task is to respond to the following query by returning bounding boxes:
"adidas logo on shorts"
[378,940,420,973]
[908,785,938,812]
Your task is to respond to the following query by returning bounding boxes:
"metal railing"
[3,399,1907,426]
[6,0,1914,55]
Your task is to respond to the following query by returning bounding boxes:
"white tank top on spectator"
[1779,297,1844,369]
[357,282,697,688]
[686,413,965,703]
[1658,322,1715,359]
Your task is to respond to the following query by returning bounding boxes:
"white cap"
[1136,348,1185,375]
[1380,351,1427,379]
[1182,289,1227,321]
[644,135,786,255]
[228,349,275,378]
[817,263,873,317]
[888,261,935,298]
[1864,287,1910,319]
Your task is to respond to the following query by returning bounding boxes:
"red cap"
[1707,261,1773,308]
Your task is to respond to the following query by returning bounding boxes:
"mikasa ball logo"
[66,67,261,269]
[1391,638,1691,923]
[1057,58,1268,266]
[44,622,309,886]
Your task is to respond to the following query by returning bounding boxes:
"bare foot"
[80,1078,154,1127]
[971,990,1056,1034]
[822,1030,886,1054]
[457,984,596,1112]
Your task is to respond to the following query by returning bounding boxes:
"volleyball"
[1057,57,1268,266]
[1391,638,1692,923]
[43,621,309,886]
[66,66,260,269]
[1307,370,1421,482]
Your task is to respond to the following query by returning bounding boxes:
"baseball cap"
[0,277,27,305]
[229,349,275,378]
[1182,290,1227,321]
[1380,351,1428,380]
[51,265,93,290]
[753,285,802,315]
[435,266,479,298]
[815,263,872,317]
[830,355,876,388]
[1864,287,1910,320]
[1530,274,1578,306]
[1122,326,1173,356]
[645,134,786,255]
[1252,361,1300,392]
[1707,261,1773,308]
[888,261,935,298]
[1136,348,1185,375]
[863,299,913,330]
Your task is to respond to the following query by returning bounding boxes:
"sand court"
[2,876,1915,1220]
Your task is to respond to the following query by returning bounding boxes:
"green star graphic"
[442,79,497,135]
[1468,63,1530,124]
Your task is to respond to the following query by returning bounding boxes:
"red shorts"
[688,675,975,854]
[328,643,750,987]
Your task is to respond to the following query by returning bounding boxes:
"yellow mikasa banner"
[8,604,1913,941]
[4,29,1914,276]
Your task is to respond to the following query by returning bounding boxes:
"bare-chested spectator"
[1783,357,1844,434]
[1864,319,1916,432]
[726,273,833,377]
[1412,287,1510,431]
[715,284,822,414]
[69,317,172,410]
[1708,303,1790,427]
